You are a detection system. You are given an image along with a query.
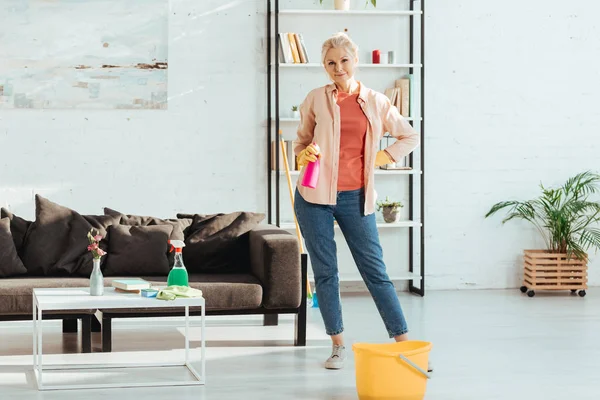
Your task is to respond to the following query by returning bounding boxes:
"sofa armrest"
[249,224,301,309]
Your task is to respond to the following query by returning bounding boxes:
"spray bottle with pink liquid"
[300,143,320,189]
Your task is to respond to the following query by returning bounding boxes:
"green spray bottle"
[167,240,189,287]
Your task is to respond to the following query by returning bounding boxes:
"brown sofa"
[0,195,306,353]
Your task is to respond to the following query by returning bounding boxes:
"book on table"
[111,279,151,291]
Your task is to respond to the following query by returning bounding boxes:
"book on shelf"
[111,279,151,291]
[271,139,297,171]
[384,74,415,118]
[278,32,309,64]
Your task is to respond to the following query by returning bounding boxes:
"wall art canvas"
[0,0,168,110]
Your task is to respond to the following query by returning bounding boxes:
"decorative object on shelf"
[376,196,404,223]
[319,0,376,8]
[291,105,300,118]
[379,156,411,170]
[334,0,350,10]
[380,52,388,64]
[87,228,106,296]
[388,51,395,64]
[485,171,600,298]
[372,49,380,64]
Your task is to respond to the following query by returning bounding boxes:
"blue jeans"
[294,187,408,338]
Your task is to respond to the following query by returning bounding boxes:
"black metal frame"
[408,0,426,297]
[99,254,308,352]
[0,313,95,353]
[267,1,426,296]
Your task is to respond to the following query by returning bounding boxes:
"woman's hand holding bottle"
[298,143,321,167]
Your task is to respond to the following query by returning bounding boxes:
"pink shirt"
[336,92,367,191]
[293,82,419,215]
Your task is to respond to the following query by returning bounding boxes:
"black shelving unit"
[266,0,425,296]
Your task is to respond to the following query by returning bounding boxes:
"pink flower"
[87,228,107,258]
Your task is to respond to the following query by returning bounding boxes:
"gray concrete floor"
[0,288,597,399]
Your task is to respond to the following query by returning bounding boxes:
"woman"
[293,32,422,370]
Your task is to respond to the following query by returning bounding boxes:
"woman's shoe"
[324,344,346,369]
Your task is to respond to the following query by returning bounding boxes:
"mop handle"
[279,130,312,295]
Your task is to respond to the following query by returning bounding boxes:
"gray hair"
[321,32,359,64]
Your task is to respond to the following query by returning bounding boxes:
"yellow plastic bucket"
[352,341,432,400]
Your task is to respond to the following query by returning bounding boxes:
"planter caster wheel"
[520,286,527,293]
[578,290,586,297]
[527,290,535,297]
[571,289,577,294]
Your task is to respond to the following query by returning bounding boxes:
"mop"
[278,130,317,307]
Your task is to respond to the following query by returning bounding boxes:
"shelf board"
[279,10,422,16]
[278,220,421,230]
[273,169,420,175]
[278,63,421,68]
[278,117,421,122]
[335,272,422,282]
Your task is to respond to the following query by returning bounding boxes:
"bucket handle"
[398,354,431,379]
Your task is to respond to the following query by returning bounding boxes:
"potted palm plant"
[485,171,600,297]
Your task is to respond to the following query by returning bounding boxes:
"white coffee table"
[32,287,206,391]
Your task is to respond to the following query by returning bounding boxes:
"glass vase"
[90,258,104,296]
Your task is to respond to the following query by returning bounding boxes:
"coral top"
[336,91,367,191]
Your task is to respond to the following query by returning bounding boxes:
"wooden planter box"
[520,250,588,297]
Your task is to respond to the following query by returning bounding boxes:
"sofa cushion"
[0,217,28,278]
[103,207,193,241]
[0,208,32,258]
[101,273,263,312]
[177,212,265,273]
[103,224,173,276]
[21,195,119,276]
[0,277,96,315]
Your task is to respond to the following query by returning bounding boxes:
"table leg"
[184,306,189,364]
[201,303,205,382]
[37,301,43,389]
[81,316,92,353]
[32,294,36,373]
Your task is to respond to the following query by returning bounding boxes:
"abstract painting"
[0,0,168,109]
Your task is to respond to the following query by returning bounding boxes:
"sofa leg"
[91,314,102,333]
[62,318,78,333]
[102,316,112,352]
[295,253,308,346]
[264,314,278,326]
[81,316,92,353]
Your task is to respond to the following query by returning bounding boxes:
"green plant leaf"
[485,172,600,256]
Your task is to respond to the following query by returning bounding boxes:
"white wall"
[425,0,600,289]
[1,0,598,290]
[1,0,268,219]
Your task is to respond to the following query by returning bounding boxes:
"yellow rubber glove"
[374,150,393,167]
[297,143,320,167]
